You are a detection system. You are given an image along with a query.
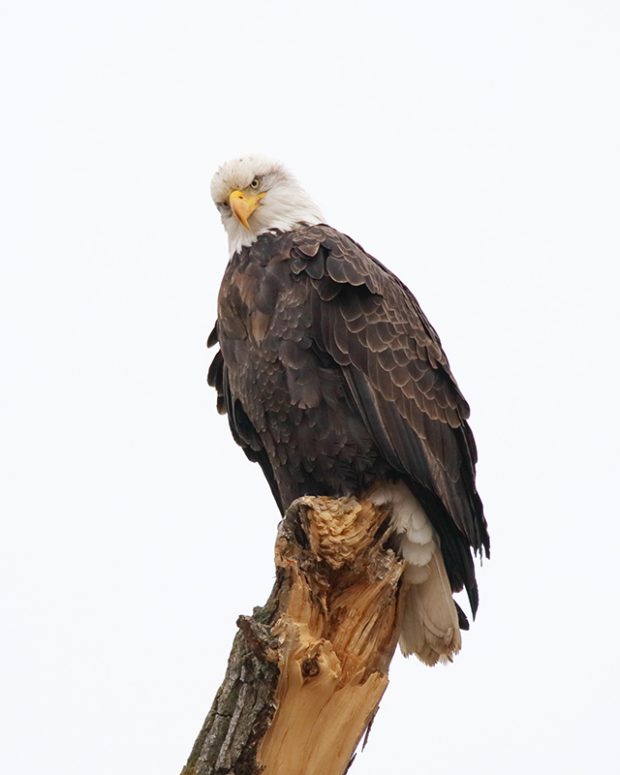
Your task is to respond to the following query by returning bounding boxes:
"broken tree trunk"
[181,494,405,775]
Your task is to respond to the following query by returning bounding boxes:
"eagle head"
[210,156,324,255]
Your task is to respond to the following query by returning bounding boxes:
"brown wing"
[290,225,489,614]
[207,322,285,513]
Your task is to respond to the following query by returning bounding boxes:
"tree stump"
[181,494,405,775]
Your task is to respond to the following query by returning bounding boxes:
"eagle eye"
[249,177,260,190]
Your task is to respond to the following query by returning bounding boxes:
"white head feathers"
[210,155,324,255]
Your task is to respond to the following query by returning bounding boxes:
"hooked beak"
[228,189,265,229]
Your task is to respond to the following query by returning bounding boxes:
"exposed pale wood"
[181,495,405,775]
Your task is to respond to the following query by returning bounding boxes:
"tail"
[369,480,461,665]
[399,554,461,664]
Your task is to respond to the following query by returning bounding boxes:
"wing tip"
[207,323,218,348]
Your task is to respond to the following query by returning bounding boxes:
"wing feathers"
[210,224,489,617]
[294,225,489,607]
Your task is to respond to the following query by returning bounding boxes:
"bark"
[181,494,405,775]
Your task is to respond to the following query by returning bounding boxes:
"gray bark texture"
[180,579,281,775]
[180,495,403,775]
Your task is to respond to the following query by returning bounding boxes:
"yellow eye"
[249,177,260,190]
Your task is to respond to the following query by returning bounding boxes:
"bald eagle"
[208,156,489,665]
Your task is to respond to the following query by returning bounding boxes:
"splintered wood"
[260,496,403,775]
[181,496,405,775]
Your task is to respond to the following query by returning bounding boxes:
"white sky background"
[1,1,619,773]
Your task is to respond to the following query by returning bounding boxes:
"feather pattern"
[209,224,489,622]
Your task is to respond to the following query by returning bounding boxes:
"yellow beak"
[228,189,265,229]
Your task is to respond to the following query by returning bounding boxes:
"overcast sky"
[1,2,619,774]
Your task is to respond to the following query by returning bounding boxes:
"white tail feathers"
[368,480,461,665]
[399,553,461,665]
